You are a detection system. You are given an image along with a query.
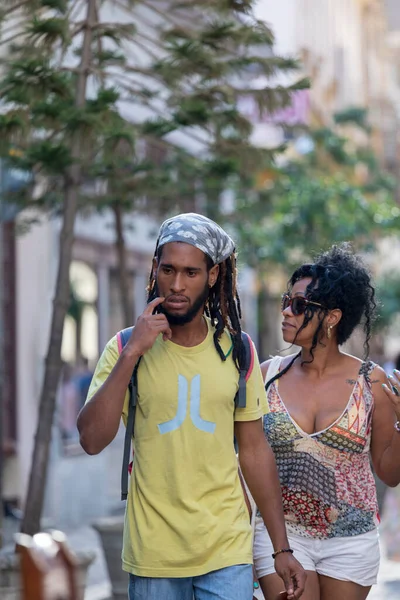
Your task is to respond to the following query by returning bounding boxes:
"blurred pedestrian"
[73,356,93,411]
[255,244,400,600]
[59,362,79,441]
[77,213,305,600]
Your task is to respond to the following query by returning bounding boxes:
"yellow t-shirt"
[86,319,268,577]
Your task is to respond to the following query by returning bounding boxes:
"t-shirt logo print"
[158,374,216,434]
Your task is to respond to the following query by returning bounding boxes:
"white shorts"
[253,517,380,587]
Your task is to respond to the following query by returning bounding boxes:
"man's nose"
[171,273,185,292]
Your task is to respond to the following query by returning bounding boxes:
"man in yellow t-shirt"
[78,213,306,600]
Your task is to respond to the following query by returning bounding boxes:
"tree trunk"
[75,313,83,363]
[21,0,97,536]
[113,203,133,327]
[258,283,281,362]
[0,219,4,548]
[205,189,221,222]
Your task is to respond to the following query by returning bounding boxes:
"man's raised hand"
[126,297,172,356]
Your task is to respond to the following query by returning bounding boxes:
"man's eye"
[162,267,172,274]
[187,271,197,277]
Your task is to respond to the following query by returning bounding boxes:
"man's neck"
[169,313,208,347]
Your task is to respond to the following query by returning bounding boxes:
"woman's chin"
[281,329,297,344]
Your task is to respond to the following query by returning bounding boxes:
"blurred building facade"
[385,0,400,172]
[0,1,168,527]
[251,0,400,358]
[1,0,400,529]
[0,1,259,528]
[254,0,398,163]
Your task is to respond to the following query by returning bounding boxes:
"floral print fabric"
[263,359,380,539]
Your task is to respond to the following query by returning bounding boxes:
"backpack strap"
[118,328,254,499]
[121,359,140,500]
[235,331,254,409]
[117,327,141,501]
[116,326,134,353]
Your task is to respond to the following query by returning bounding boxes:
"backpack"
[117,326,255,500]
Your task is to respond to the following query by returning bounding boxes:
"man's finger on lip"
[144,297,165,313]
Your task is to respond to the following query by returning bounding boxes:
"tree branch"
[0,29,25,47]
[0,0,31,18]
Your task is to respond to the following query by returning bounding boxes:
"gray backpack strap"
[235,331,254,409]
[117,327,140,501]
[121,359,140,500]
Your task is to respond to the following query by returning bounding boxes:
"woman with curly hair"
[254,244,400,600]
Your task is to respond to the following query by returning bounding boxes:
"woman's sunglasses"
[281,293,325,316]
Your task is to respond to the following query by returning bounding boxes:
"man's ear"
[208,264,219,288]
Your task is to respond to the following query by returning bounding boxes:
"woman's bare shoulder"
[339,352,383,374]
[329,353,387,387]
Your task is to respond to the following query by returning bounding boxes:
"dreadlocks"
[146,245,246,372]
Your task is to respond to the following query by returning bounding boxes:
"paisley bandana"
[157,213,235,265]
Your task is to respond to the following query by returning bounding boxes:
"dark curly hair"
[267,243,377,389]
[147,243,246,372]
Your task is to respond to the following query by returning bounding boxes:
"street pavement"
[369,557,400,600]
[3,502,400,600]
[71,520,400,600]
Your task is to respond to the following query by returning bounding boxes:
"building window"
[59,261,98,450]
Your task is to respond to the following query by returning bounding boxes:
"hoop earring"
[327,325,333,339]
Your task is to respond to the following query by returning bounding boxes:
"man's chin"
[163,309,194,326]
[164,310,194,325]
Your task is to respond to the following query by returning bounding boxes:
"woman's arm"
[236,419,306,599]
[370,366,400,487]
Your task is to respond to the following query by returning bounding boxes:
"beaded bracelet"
[272,548,294,559]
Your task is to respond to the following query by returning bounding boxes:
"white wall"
[74,211,158,253]
[13,213,129,526]
[255,0,383,116]
[15,215,56,501]
[254,0,298,56]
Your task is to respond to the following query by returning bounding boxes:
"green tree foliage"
[0,0,307,534]
[234,109,399,269]
[374,270,400,331]
[78,0,308,323]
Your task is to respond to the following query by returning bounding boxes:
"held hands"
[382,369,400,419]
[127,297,172,356]
[274,552,306,599]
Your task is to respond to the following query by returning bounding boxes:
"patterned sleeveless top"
[263,358,380,539]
